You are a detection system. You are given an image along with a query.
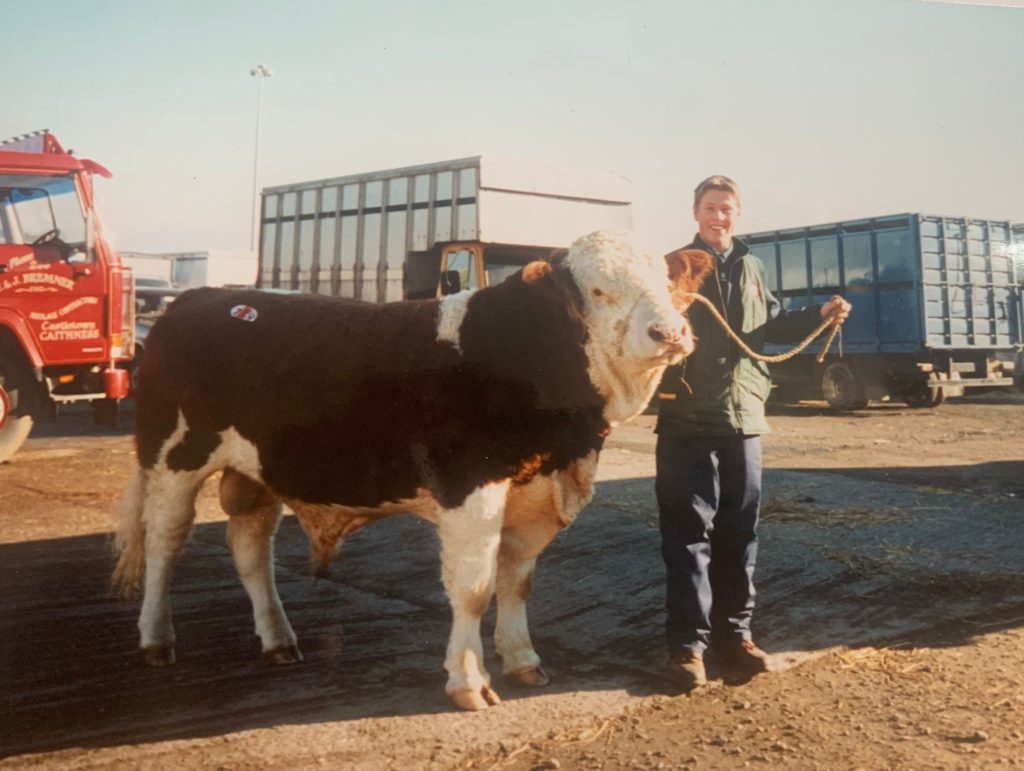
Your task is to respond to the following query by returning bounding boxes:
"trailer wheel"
[904,373,948,408]
[821,361,868,410]
[0,356,36,463]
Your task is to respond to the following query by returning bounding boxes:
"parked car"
[131,279,183,392]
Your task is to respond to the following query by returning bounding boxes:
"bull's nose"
[648,324,682,346]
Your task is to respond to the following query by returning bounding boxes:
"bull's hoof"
[449,683,502,711]
[506,664,549,687]
[263,644,304,665]
[141,645,176,667]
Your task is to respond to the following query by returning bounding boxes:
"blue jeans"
[655,433,762,654]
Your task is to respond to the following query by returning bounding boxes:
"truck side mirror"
[440,270,461,295]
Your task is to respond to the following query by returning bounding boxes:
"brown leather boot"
[669,650,707,692]
[716,639,770,677]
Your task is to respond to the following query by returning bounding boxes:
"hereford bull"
[112,231,713,710]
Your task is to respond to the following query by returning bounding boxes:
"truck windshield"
[485,258,529,287]
[0,175,86,247]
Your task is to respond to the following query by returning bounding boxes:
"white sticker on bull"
[230,304,258,322]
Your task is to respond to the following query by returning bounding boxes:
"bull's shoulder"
[457,266,601,412]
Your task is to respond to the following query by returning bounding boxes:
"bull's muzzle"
[648,319,696,358]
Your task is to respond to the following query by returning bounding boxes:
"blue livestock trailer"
[741,213,1023,409]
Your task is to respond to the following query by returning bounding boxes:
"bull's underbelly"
[281,449,599,575]
[155,413,600,574]
[287,492,440,576]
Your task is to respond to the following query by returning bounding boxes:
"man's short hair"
[693,175,741,211]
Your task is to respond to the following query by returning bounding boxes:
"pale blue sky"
[2,0,1021,254]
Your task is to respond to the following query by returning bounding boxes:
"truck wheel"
[904,373,947,408]
[0,356,36,463]
[93,398,120,428]
[821,361,868,410]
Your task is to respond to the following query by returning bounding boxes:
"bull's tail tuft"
[111,468,147,600]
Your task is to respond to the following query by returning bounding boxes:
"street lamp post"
[249,64,273,252]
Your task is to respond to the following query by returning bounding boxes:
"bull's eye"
[592,288,604,298]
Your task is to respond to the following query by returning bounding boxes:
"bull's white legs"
[494,514,564,686]
[494,553,545,683]
[438,481,510,710]
[137,471,201,665]
[493,470,584,689]
[493,548,548,683]
[222,470,300,663]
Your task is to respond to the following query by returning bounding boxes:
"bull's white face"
[565,230,694,368]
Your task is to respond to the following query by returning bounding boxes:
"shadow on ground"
[783,459,1024,498]
[2,463,1023,759]
[765,390,1024,416]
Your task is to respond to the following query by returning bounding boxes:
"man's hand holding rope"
[820,296,852,325]
[677,292,853,365]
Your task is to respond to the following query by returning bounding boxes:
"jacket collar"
[686,233,750,263]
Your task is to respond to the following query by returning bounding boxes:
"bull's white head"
[561,230,713,423]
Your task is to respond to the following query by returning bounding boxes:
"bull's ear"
[665,248,714,293]
[521,260,552,285]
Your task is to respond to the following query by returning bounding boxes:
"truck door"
[0,174,108,364]
[438,244,484,294]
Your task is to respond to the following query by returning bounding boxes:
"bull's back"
[134,288,454,503]
[143,288,444,385]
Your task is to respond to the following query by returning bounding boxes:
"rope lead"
[679,293,845,365]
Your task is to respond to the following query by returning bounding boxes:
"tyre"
[0,356,36,463]
[821,361,868,410]
[93,398,120,428]
[904,372,949,409]
[129,344,145,396]
[904,386,942,408]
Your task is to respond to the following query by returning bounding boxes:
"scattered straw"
[476,714,619,770]
[837,646,929,678]
[761,497,900,527]
[481,742,531,771]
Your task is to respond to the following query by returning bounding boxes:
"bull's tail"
[111,467,147,600]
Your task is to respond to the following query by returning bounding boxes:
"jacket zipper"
[714,257,745,433]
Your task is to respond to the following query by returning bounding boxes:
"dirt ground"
[1,393,1022,769]
[466,612,1024,771]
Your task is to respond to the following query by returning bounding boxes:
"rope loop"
[680,293,844,364]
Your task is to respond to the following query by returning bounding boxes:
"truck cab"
[0,131,133,461]
[436,243,566,296]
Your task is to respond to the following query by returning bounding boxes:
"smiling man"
[655,175,850,691]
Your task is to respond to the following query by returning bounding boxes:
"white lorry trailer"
[256,156,632,300]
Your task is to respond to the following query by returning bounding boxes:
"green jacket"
[656,236,822,438]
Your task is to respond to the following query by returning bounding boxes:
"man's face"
[693,189,739,252]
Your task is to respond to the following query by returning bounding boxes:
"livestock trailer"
[257,156,632,302]
[741,213,1023,408]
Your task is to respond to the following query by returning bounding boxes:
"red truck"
[0,130,133,462]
